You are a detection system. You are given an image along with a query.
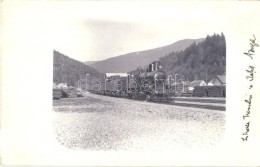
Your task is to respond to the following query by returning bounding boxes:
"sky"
[2,1,247,62]
[47,1,234,62]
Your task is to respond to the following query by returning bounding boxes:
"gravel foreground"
[52,93,225,151]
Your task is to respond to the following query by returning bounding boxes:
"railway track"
[88,92,226,111]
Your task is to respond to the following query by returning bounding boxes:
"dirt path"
[52,93,225,151]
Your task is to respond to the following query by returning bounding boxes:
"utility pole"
[86,74,89,91]
[183,80,185,93]
[175,74,178,94]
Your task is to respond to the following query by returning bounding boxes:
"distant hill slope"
[88,38,204,73]
[84,61,98,66]
[53,50,103,86]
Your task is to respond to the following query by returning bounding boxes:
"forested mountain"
[53,50,103,86]
[53,34,225,86]
[159,33,226,82]
[88,38,204,73]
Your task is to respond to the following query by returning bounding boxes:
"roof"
[209,75,226,84]
[216,75,226,84]
[105,73,128,78]
[58,83,67,85]
[189,80,205,87]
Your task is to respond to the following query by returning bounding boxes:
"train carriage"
[103,73,128,97]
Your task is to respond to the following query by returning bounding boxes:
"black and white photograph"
[1,1,260,166]
[53,31,226,151]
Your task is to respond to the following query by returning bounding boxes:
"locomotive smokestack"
[155,62,158,71]
[151,63,154,72]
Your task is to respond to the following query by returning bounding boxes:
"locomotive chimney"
[155,62,158,71]
[151,63,154,72]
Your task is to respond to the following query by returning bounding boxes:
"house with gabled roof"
[188,80,207,91]
[208,75,226,86]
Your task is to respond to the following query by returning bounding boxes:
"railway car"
[91,73,128,97]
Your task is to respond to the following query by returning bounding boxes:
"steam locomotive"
[89,61,172,101]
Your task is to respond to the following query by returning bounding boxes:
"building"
[208,75,226,86]
[105,73,128,81]
[105,73,128,78]
[57,83,68,89]
[188,80,207,91]
[189,80,207,87]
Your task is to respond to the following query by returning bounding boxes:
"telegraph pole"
[86,74,89,91]
[175,74,178,94]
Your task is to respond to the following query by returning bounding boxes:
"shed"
[105,73,128,78]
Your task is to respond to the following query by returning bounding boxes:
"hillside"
[88,38,204,73]
[53,50,103,86]
[159,33,226,82]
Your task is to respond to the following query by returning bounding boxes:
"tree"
[159,33,226,82]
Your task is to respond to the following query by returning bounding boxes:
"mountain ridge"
[53,50,103,86]
[87,38,205,73]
